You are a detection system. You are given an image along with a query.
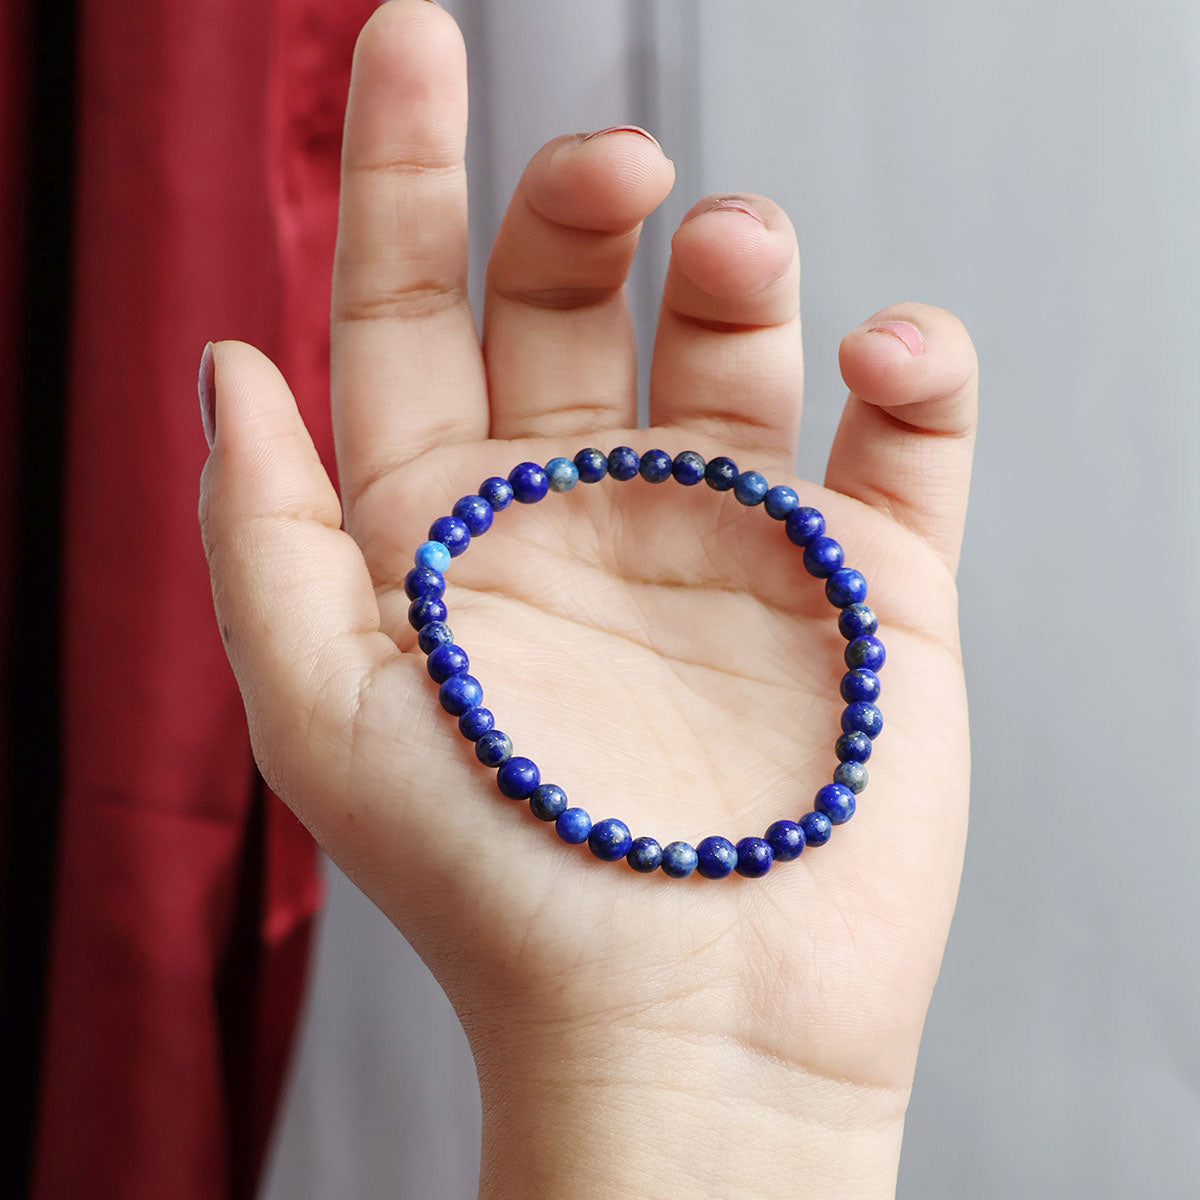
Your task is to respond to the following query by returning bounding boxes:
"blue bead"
[840,668,881,704]
[415,540,452,572]
[529,783,568,821]
[763,485,799,519]
[803,535,844,577]
[438,673,482,715]
[588,818,633,861]
[734,837,774,877]
[815,782,856,825]
[784,506,825,546]
[833,761,869,794]
[458,706,494,740]
[475,730,513,768]
[478,476,514,511]
[404,565,445,601]
[835,730,873,763]
[838,603,878,640]
[497,756,540,799]
[452,494,494,536]
[704,456,739,491]
[671,451,706,486]
[508,461,549,503]
[626,837,663,872]
[842,702,884,740]
[545,457,579,492]
[845,635,886,672]
[638,449,673,483]
[826,567,867,608]
[696,835,738,879]
[799,811,833,847]
[660,841,699,878]
[417,620,454,654]
[574,447,609,483]
[428,515,471,557]
[556,807,592,843]
[409,595,447,631]
[426,643,469,683]
[765,819,806,862]
[607,445,640,481]
[733,471,769,506]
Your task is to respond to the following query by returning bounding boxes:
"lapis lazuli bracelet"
[405,447,884,880]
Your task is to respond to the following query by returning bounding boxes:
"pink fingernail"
[198,341,216,450]
[705,196,765,224]
[582,124,662,151]
[868,320,924,356]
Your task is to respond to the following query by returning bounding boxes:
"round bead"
[765,819,806,862]
[799,810,833,847]
[588,818,633,861]
[409,595,447,631]
[733,470,769,506]
[671,450,707,486]
[734,837,774,877]
[574,447,609,483]
[438,673,483,715]
[545,457,579,492]
[417,620,454,654]
[763,485,799,520]
[838,603,878,641]
[458,706,494,740]
[626,837,663,872]
[497,756,540,799]
[414,540,452,572]
[428,515,470,558]
[452,494,494,536]
[556,807,592,843]
[607,446,640,481]
[475,730,513,768]
[696,835,738,879]
[508,461,549,504]
[784,506,825,547]
[404,565,445,602]
[842,702,884,740]
[529,784,568,822]
[845,635,886,672]
[478,476,514,511]
[803,535,845,578]
[814,783,856,825]
[660,841,699,878]
[704,456,739,491]
[840,668,881,704]
[426,643,469,683]
[638,449,673,483]
[835,730,873,763]
[833,761,869,794]
[825,567,868,608]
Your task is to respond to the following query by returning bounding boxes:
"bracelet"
[405,447,884,880]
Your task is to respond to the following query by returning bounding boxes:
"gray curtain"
[261,2,1200,1196]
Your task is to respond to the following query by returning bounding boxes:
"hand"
[199,3,978,1197]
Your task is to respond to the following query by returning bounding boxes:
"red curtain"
[16,1,374,1195]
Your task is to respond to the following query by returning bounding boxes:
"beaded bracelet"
[405,447,884,880]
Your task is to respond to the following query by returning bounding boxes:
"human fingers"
[483,126,675,439]
[332,1,486,528]
[648,193,802,470]
[826,304,979,577]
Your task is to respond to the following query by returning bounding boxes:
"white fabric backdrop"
[262,2,1200,1195]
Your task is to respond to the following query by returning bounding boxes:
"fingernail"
[582,124,662,152]
[705,196,765,224]
[198,341,216,449]
[868,320,924,356]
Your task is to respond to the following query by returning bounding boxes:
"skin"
[198,3,979,1196]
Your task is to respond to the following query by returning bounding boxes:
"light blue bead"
[545,457,579,492]
[415,540,451,572]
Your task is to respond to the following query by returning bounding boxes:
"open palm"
[200,0,977,1173]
